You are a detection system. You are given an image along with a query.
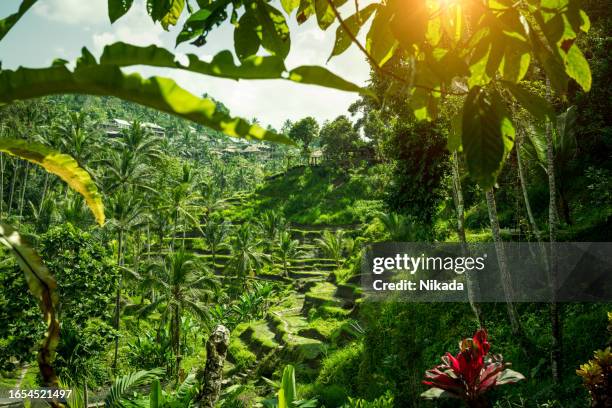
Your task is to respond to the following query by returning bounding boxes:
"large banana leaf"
[0,0,37,42]
[0,223,61,391]
[99,42,371,95]
[0,52,293,145]
[0,138,105,225]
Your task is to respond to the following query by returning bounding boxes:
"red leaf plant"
[421,329,525,408]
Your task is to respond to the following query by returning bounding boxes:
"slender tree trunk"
[40,172,50,210]
[0,154,4,217]
[171,209,179,251]
[8,160,19,216]
[451,151,484,327]
[112,229,124,372]
[83,382,88,408]
[146,221,151,262]
[174,306,182,381]
[18,162,30,222]
[545,78,562,384]
[485,189,521,334]
[516,132,543,242]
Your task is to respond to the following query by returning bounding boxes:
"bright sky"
[0,0,371,130]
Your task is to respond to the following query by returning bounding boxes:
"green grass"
[247,321,279,350]
[221,166,384,225]
[229,323,257,370]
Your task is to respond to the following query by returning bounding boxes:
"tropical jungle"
[0,0,610,407]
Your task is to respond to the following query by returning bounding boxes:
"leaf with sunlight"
[0,50,294,146]
[0,138,105,225]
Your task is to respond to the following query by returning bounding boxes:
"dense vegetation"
[0,0,611,407]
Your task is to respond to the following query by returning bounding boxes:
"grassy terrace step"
[303,282,346,311]
[293,278,325,294]
[239,321,279,356]
[267,310,325,362]
[335,283,363,301]
[288,270,327,280]
[228,324,257,371]
[290,257,335,265]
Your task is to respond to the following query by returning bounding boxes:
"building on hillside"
[141,122,165,137]
[102,118,165,137]
[102,118,131,137]
[241,145,271,160]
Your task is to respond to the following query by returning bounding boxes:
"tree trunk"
[485,189,521,335]
[112,229,124,372]
[174,306,182,381]
[451,151,484,328]
[18,162,30,223]
[545,78,562,384]
[40,172,50,211]
[83,382,88,408]
[195,325,230,408]
[8,160,19,216]
[516,131,543,242]
[1,153,5,217]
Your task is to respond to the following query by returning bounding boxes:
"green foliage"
[289,117,319,152]
[319,116,364,168]
[316,342,363,395]
[104,367,164,407]
[385,120,450,225]
[462,87,515,188]
[0,257,44,370]
[342,391,394,408]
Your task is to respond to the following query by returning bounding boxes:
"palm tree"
[59,193,92,229]
[161,166,201,250]
[376,212,423,241]
[136,250,217,377]
[56,112,98,169]
[107,190,147,371]
[202,217,230,268]
[227,223,269,283]
[115,121,162,162]
[275,231,302,277]
[199,182,226,218]
[258,210,287,251]
[315,229,347,270]
[101,149,153,194]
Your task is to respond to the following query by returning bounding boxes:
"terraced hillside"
[173,190,365,392]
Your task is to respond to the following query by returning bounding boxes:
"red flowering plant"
[421,329,525,408]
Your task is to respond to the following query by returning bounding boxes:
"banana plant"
[262,365,318,408]
[0,138,104,404]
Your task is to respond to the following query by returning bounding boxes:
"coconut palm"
[314,230,347,270]
[227,223,269,283]
[56,112,98,169]
[275,231,302,277]
[135,250,217,377]
[115,121,162,162]
[101,149,154,194]
[258,210,288,251]
[202,217,231,269]
[376,212,425,241]
[106,189,148,370]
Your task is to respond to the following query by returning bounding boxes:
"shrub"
[421,329,525,408]
[317,342,363,395]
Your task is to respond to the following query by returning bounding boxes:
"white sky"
[0,0,371,130]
